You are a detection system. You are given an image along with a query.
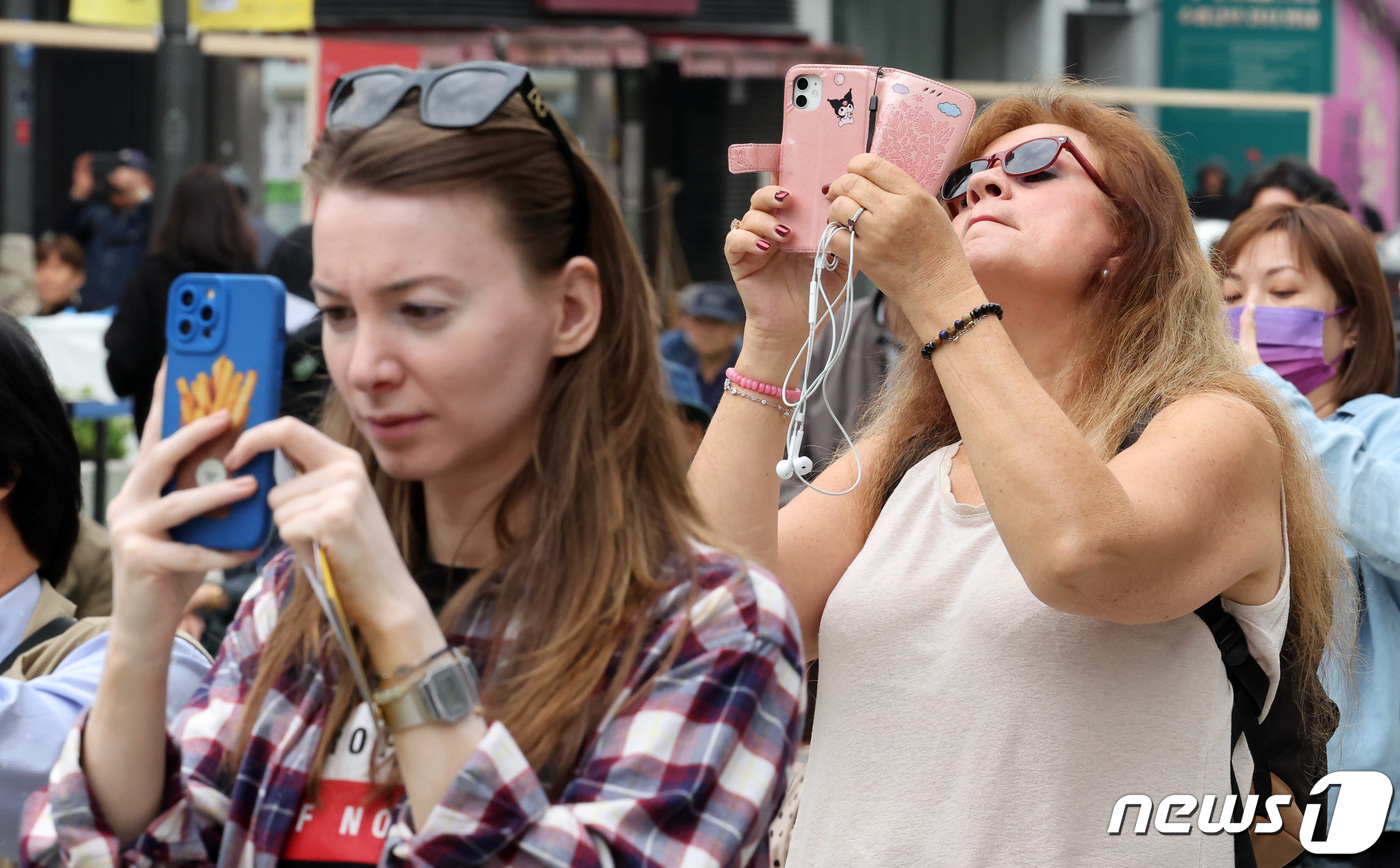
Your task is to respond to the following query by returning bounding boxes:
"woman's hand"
[222,418,433,651]
[823,154,983,333]
[1236,304,1265,367]
[725,185,849,357]
[106,363,261,648]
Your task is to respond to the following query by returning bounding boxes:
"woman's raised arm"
[689,185,875,656]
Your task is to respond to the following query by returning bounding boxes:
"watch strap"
[373,647,482,733]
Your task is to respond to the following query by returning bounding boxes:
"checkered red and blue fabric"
[20,542,805,867]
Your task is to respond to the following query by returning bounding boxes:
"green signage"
[1160,0,1333,93]
[1158,107,1311,198]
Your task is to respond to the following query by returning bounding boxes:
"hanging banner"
[69,0,159,28]
[1334,0,1399,227]
[1318,97,1364,219]
[189,0,312,32]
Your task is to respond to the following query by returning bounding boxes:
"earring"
[1101,269,1109,278]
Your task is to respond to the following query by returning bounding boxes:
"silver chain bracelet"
[723,379,793,418]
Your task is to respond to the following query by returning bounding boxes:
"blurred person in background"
[664,358,712,464]
[59,150,154,311]
[222,165,284,270]
[1362,204,1387,244]
[1221,203,1400,867]
[778,290,908,507]
[1189,159,1237,221]
[33,234,86,315]
[104,164,259,434]
[661,280,745,412]
[266,224,329,426]
[0,312,208,867]
[50,517,113,621]
[265,223,314,302]
[1238,159,1349,214]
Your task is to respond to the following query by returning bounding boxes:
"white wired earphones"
[774,218,863,496]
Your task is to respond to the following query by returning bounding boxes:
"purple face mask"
[1226,305,1352,395]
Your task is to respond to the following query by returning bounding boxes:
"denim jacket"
[1251,364,1400,830]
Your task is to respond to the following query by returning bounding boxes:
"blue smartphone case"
[161,274,286,551]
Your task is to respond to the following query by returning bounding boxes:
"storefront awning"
[651,36,862,78]
[502,26,649,70]
[419,32,500,67]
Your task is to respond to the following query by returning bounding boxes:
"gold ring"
[730,218,742,231]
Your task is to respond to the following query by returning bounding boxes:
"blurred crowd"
[2,93,1400,868]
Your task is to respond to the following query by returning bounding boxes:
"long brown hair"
[1215,202,1398,403]
[151,164,257,269]
[233,93,711,792]
[860,86,1350,753]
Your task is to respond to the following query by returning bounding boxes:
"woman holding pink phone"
[693,88,1349,865]
[21,63,802,868]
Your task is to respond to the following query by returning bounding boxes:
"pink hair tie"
[726,367,800,402]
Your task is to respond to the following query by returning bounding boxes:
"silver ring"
[847,206,866,232]
[730,218,742,231]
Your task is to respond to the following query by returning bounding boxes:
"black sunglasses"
[326,61,589,257]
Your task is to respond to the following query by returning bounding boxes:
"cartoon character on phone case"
[727,65,976,252]
[162,273,285,551]
[829,90,855,127]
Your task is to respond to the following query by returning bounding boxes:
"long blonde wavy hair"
[860,87,1350,753]
[231,94,711,794]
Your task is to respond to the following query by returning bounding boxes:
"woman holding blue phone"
[22,63,803,868]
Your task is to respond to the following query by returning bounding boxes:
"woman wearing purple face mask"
[1220,202,1400,867]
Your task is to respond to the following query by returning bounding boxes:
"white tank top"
[788,443,1290,868]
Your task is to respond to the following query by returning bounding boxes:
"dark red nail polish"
[821,184,830,195]
[757,239,772,250]
[774,190,790,201]
[775,224,791,237]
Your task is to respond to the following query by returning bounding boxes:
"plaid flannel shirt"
[21,542,805,868]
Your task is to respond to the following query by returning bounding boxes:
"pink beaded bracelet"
[726,367,801,403]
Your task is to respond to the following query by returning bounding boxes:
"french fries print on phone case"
[175,355,258,427]
[173,354,258,518]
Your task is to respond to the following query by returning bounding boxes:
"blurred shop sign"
[1319,97,1365,217]
[191,0,312,32]
[1158,106,1310,197]
[536,0,698,13]
[1161,0,1332,93]
[70,0,159,27]
[70,0,311,30]
[1335,0,1398,227]
[318,39,422,136]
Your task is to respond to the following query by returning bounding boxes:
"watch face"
[426,662,479,721]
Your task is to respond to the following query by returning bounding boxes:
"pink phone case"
[729,65,976,253]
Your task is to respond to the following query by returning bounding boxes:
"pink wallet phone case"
[729,65,976,252]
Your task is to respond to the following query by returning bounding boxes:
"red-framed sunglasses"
[939,136,1111,206]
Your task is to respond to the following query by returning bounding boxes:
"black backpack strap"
[0,616,78,674]
[1116,400,1163,454]
[1198,596,1275,868]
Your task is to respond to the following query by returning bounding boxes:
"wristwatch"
[372,647,482,733]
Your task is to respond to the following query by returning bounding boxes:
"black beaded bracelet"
[920,302,1004,360]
